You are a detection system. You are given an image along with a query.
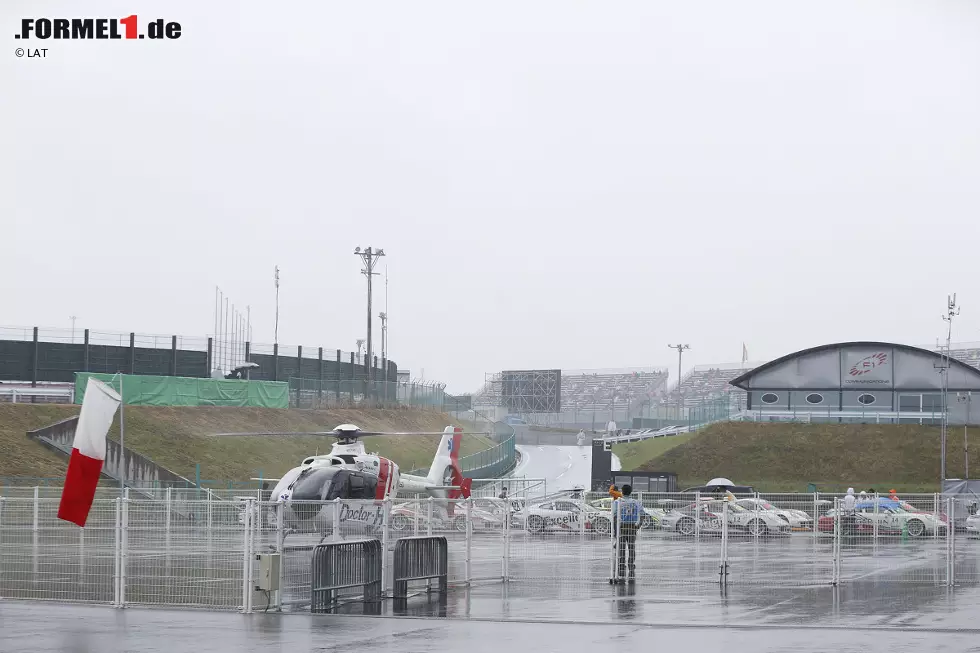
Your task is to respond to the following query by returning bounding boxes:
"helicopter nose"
[287,468,336,520]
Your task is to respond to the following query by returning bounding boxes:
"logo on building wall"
[849,352,888,377]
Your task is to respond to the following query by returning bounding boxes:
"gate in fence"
[0,490,977,612]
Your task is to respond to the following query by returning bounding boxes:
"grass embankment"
[0,404,496,482]
[612,432,697,471]
[615,421,980,493]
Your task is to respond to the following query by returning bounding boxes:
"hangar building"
[729,342,980,425]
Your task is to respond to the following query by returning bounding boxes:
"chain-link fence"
[3,490,979,612]
[288,377,449,410]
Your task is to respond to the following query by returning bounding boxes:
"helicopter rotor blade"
[207,431,337,437]
[207,428,492,437]
[355,431,492,437]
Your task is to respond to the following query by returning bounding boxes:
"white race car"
[389,502,502,533]
[660,498,790,536]
[588,496,665,529]
[515,498,612,535]
[966,513,980,537]
[818,499,947,537]
[735,498,813,531]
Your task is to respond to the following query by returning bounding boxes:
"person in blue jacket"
[612,484,642,582]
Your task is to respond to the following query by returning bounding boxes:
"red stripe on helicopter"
[376,457,391,500]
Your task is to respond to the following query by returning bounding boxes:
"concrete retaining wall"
[26,416,194,488]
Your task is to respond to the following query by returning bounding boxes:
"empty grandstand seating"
[946,346,980,370]
[665,365,757,408]
[473,369,670,414]
[558,370,669,412]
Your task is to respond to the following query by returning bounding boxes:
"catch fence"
[2,490,979,612]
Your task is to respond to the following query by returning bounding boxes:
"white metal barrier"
[0,386,75,403]
[1,490,978,612]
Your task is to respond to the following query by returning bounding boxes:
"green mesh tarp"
[74,373,288,408]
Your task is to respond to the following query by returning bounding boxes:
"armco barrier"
[310,538,383,613]
[393,536,448,600]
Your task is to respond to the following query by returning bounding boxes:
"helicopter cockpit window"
[363,474,378,499]
[324,470,349,500]
[288,466,339,502]
[348,473,369,499]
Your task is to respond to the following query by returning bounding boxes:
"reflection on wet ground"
[5,580,980,652]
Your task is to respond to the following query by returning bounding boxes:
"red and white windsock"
[57,378,122,527]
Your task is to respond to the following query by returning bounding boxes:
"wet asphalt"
[510,444,593,493]
[5,528,980,651]
[4,580,980,653]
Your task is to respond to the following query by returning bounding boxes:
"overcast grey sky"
[3,0,979,392]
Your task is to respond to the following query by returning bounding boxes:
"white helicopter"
[211,423,480,535]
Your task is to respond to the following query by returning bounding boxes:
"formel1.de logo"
[15,16,181,40]
[849,352,888,376]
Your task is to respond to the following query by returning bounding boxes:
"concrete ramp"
[26,416,200,516]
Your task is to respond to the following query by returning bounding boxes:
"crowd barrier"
[392,536,448,602]
[1,489,979,612]
[310,538,383,613]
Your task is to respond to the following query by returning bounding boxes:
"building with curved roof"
[729,342,980,425]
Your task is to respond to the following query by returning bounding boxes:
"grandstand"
[927,342,980,370]
[472,340,980,429]
[664,361,765,410]
[473,368,670,428]
[559,368,669,412]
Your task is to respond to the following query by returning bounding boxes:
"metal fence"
[287,377,448,410]
[2,491,979,613]
[404,434,517,480]
[0,325,367,368]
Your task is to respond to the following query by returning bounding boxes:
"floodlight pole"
[274,266,280,346]
[967,393,972,479]
[959,392,972,479]
[379,313,387,362]
[668,344,690,421]
[119,373,125,493]
[379,311,388,402]
[940,293,959,486]
[354,247,385,383]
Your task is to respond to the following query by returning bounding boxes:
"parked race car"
[588,496,665,530]
[966,513,980,537]
[515,498,612,535]
[389,502,502,533]
[660,498,791,536]
[816,499,947,537]
[734,498,813,531]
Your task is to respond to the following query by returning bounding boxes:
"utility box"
[255,553,281,591]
